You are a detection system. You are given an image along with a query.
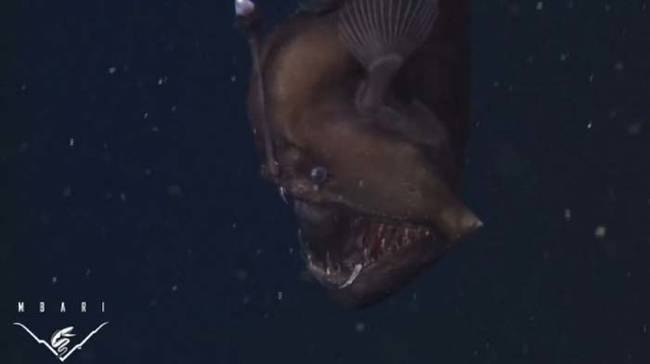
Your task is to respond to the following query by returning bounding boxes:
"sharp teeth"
[377,224,385,238]
[338,264,363,289]
[279,186,288,204]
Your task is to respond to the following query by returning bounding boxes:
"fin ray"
[338,0,438,67]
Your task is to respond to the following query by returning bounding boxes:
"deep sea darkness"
[1,1,649,363]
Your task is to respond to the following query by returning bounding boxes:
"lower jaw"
[303,230,441,293]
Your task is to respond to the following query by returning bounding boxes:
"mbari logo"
[13,301,108,362]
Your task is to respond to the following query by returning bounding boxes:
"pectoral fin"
[338,0,439,110]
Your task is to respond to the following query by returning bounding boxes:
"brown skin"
[244,0,479,307]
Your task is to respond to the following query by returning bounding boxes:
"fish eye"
[310,166,328,185]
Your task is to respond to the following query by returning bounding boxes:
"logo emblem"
[13,322,109,362]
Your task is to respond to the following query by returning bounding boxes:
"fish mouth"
[294,200,450,307]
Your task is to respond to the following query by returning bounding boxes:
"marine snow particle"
[108,66,117,74]
[167,184,183,197]
[594,226,607,239]
[564,209,572,222]
[51,276,58,284]
[355,322,366,333]
[627,122,642,135]
[235,269,248,281]
[614,61,624,71]
[536,2,543,10]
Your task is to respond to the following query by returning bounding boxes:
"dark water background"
[1,1,649,363]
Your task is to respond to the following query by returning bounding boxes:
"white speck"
[627,122,642,135]
[157,76,168,85]
[594,225,607,239]
[171,105,177,112]
[120,193,127,202]
[171,284,178,292]
[643,324,648,335]
[63,186,72,198]
[355,322,366,333]
[85,268,92,277]
[588,74,595,83]
[108,66,117,74]
[256,248,263,255]
[69,137,75,147]
[614,61,625,71]
[167,185,182,196]
[235,269,248,281]
[288,247,294,255]
[143,112,149,119]
[560,53,568,61]
[536,2,543,10]
[277,291,283,301]
[564,209,572,221]
[230,74,237,82]
[151,125,160,132]
[587,121,593,129]
[20,84,27,91]
[493,81,500,87]
[232,222,237,229]
[144,168,153,176]
[51,276,58,284]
